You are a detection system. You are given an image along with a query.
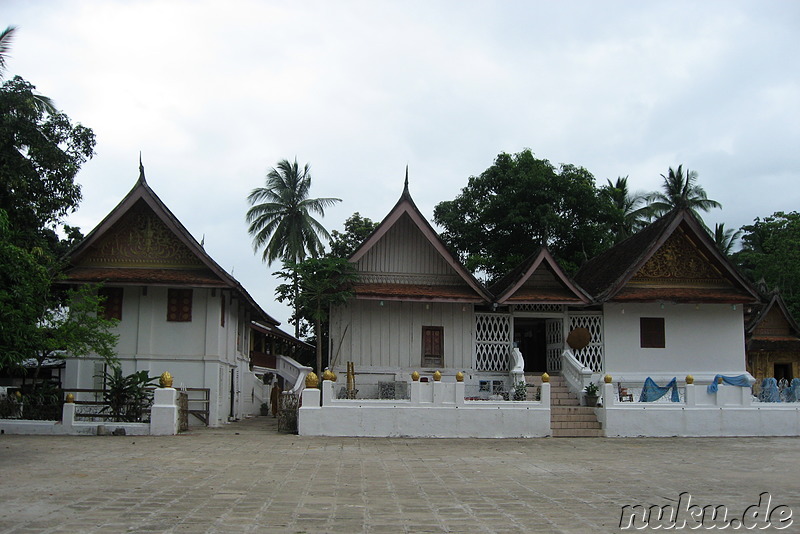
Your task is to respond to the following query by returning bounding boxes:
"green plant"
[584,382,599,396]
[100,367,157,422]
[513,381,528,401]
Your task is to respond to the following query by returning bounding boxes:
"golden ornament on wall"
[686,375,694,384]
[411,371,420,381]
[322,368,336,382]
[65,393,75,404]
[305,371,319,388]
[603,374,613,384]
[541,372,550,383]
[159,371,173,388]
[455,371,464,382]
[433,370,442,382]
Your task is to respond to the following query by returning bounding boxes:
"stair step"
[551,414,599,422]
[551,406,596,415]
[552,428,604,438]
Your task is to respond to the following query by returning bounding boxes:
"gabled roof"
[63,161,279,325]
[489,247,592,305]
[574,209,760,304]
[746,292,800,337]
[348,173,492,303]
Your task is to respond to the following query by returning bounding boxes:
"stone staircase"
[526,374,603,437]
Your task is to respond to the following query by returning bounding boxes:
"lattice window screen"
[545,320,563,372]
[475,313,511,371]
[569,314,604,372]
[513,304,564,313]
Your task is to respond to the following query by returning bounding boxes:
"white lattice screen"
[545,319,563,372]
[569,314,604,372]
[475,313,511,371]
[513,304,564,313]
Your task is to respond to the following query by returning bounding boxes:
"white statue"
[510,347,525,386]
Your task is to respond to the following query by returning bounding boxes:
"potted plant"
[584,382,599,407]
[260,402,270,416]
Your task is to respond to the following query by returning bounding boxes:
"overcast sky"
[5,0,800,329]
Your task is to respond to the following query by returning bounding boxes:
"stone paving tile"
[2,417,800,532]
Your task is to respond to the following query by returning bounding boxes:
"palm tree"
[246,159,340,336]
[1,25,55,113]
[713,223,742,256]
[0,26,16,78]
[645,165,721,220]
[602,176,648,242]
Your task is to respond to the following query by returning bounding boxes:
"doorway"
[513,318,547,372]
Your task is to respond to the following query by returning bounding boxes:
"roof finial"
[403,165,409,196]
[138,152,147,184]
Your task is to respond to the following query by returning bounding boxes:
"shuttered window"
[167,288,193,322]
[422,326,444,367]
[98,287,124,321]
[640,317,665,348]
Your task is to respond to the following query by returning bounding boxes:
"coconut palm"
[246,159,340,265]
[602,176,648,242]
[713,222,742,256]
[645,165,721,220]
[0,26,16,78]
[0,25,55,113]
[246,159,340,336]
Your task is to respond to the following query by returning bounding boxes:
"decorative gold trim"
[305,372,319,388]
[159,371,173,388]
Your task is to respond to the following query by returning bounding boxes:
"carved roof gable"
[629,230,728,288]
[77,200,206,269]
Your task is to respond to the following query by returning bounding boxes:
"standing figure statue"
[510,347,525,386]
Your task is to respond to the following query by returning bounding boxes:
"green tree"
[433,149,616,281]
[735,212,800,320]
[0,209,50,368]
[0,25,16,77]
[644,165,721,222]
[713,222,742,256]
[600,176,648,243]
[0,76,94,251]
[28,284,120,386]
[328,212,379,258]
[275,257,356,373]
[246,159,340,336]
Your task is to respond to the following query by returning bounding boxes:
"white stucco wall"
[602,302,746,380]
[64,286,256,427]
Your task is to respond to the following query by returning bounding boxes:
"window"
[167,288,193,322]
[422,326,444,367]
[640,317,665,348]
[98,287,123,321]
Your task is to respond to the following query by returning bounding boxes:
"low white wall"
[598,382,800,437]
[0,388,180,436]
[299,380,551,438]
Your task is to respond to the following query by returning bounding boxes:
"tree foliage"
[0,76,95,251]
[644,165,721,222]
[600,176,648,243]
[713,222,742,257]
[275,257,356,373]
[328,212,379,259]
[735,212,800,320]
[246,159,341,265]
[433,149,616,281]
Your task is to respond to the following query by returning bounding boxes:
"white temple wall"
[602,302,745,380]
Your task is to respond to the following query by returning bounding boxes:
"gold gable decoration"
[79,202,205,268]
[631,231,725,286]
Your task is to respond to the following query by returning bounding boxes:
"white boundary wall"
[299,380,551,438]
[598,382,800,437]
[0,387,180,436]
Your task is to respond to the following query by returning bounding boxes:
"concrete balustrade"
[299,379,551,438]
[598,382,800,437]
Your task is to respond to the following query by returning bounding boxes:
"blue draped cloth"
[706,374,753,394]
[639,377,680,402]
[782,378,800,402]
[759,378,781,403]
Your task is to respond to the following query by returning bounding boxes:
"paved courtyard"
[1,417,799,533]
